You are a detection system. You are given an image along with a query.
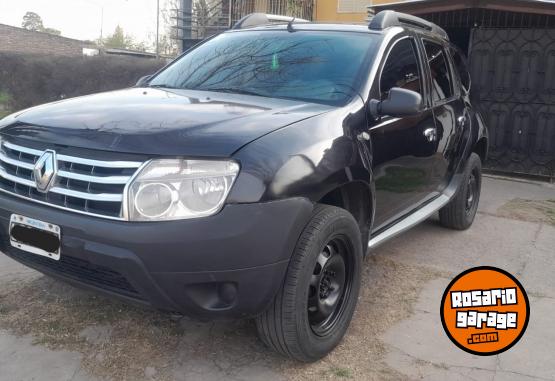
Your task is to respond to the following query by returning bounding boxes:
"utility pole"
[156,0,160,58]
[228,0,232,28]
[100,6,104,41]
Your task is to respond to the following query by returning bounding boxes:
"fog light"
[218,282,238,305]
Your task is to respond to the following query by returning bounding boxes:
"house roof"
[371,0,555,16]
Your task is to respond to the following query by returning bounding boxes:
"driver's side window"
[380,38,423,100]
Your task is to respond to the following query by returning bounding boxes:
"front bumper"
[0,193,314,319]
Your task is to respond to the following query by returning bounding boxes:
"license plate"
[9,214,61,261]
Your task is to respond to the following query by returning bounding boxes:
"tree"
[194,0,210,38]
[21,11,44,31]
[21,11,62,35]
[43,27,61,36]
[102,25,135,49]
[158,0,180,56]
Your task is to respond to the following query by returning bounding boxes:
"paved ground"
[0,176,553,381]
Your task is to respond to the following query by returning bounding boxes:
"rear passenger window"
[450,48,471,93]
[380,38,422,100]
[424,41,453,102]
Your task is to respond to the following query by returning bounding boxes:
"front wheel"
[255,204,362,362]
[439,152,482,230]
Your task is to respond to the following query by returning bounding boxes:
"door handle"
[424,128,437,142]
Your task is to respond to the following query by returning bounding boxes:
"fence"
[173,0,314,45]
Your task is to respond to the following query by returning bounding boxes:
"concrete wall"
[0,24,96,56]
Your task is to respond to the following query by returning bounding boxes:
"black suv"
[0,11,487,361]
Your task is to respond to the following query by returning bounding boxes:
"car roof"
[228,11,449,41]
[225,22,450,43]
[226,23,383,35]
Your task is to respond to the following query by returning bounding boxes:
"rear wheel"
[255,204,362,362]
[439,153,482,230]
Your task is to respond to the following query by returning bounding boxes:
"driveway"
[0,176,554,381]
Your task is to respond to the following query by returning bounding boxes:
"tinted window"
[450,47,471,92]
[424,41,453,102]
[150,31,379,106]
[380,38,422,99]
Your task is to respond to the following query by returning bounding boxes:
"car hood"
[0,88,333,157]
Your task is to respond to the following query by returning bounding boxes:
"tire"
[255,204,363,362]
[439,152,482,230]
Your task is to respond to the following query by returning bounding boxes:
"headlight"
[127,159,239,221]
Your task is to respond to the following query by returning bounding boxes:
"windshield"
[150,30,379,106]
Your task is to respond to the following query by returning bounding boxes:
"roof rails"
[369,10,449,41]
[232,13,309,30]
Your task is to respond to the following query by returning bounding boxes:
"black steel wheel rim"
[465,170,478,214]
[308,237,353,337]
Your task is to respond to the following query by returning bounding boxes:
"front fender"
[473,110,489,160]
[227,100,373,205]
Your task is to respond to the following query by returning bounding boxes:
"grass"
[0,91,10,104]
[330,366,353,378]
[0,90,12,119]
[497,198,555,226]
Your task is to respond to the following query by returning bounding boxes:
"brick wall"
[0,24,97,56]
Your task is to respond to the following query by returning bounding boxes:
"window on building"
[424,41,454,102]
[380,38,423,100]
[337,0,369,13]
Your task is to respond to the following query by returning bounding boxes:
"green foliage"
[0,52,165,111]
[99,25,150,52]
[21,11,44,31]
[330,367,353,378]
[101,25,136,50]
[0,91,10,104]
[21,11,62,36]
[0,91,11,119]
[42,27,61,36]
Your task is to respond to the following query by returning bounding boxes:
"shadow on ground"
[4,177,550,380]
[0,249,446,381]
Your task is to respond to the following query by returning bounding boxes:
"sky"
[0,0,172,46]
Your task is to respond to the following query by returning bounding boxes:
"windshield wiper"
[148,84,180,89]
[200,87,265,97]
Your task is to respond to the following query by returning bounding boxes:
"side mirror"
[135,75,152,87]
[369,87,423,119]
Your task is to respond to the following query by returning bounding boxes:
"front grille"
[0,140,143,219]
[7,249,141,299]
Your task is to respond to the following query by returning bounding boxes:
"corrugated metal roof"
[373,0,555,8]
[371,0,555,15]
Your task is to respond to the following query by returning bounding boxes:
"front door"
[370,36,439,230]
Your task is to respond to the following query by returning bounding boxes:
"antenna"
[287,17,296,32]
[232,13,308,30]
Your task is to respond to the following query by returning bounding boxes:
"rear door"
[421,39,467,192]
[370,36,439,230]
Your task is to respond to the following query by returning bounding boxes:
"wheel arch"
[471,110,489,164]
[473,137,488,164]
[317,181,374,251]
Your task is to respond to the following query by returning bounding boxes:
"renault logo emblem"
[33,150,57,193]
